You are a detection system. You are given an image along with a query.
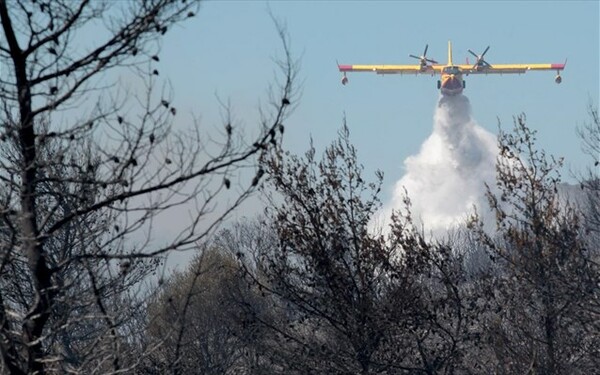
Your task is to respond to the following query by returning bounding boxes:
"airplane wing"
[338,64,441,75]
[457,63,566,75]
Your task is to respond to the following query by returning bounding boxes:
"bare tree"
[235,124,477,374]
[577,104,600,235]
[470,115,600,374]
[139,219,281,375]
[144,248,248,374]
[0,1,296,373]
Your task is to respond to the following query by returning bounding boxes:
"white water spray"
[384,94,497,234]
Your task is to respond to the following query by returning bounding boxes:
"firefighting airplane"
[338,41,566,96]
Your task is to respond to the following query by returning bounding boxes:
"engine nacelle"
[341,75,348,85]
[555,74,562,84]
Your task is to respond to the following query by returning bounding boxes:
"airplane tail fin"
[448,40,453,66]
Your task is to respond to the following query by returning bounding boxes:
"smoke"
[382,94,498,235]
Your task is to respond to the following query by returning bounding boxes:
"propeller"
[468,46,492,69]
[409,44,438,66]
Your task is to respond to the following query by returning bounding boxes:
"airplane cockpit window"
[443,66,460,74]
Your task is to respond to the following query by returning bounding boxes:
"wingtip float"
[338,42,566,96]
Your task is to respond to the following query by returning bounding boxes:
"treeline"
[141,117,600,374]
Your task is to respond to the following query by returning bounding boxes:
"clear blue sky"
[158,0,599,204]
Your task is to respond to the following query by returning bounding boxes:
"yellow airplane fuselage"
[438,43,464,96]
[440,71,464,96]
[438,64,465,96]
